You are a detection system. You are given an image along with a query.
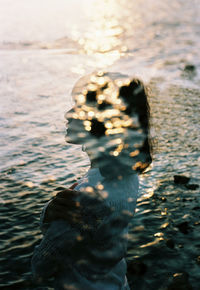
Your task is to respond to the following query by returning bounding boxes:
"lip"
[66,117,72,125]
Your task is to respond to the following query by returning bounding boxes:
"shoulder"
[101,174,139,211]
[103,173,139,195]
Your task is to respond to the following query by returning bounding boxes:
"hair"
[70,72,152,178]
[119,78,152,173]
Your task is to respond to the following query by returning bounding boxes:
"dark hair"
[118,78,152,173]
[71,72,152,177]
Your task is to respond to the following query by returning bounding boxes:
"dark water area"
[0,0,200,289]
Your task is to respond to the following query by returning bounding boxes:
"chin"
[66,136,74,144]
[65,134,79,145]
[65,133,73,144]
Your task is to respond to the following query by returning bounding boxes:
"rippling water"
[0,0,200,289]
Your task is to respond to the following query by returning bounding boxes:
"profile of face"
[65,107,86,145]
[65,72,151,176]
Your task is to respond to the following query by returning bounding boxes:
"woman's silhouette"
[32,72,152,289]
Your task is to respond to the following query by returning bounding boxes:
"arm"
[32,201,104,282]
[31,220,79,282]
[35,187,134,281]
[32,184,80,281]
[39,183,79,235]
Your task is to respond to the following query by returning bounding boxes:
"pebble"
[166,238,175,249]
[127,260,147,276]
[185,184,199,190]
[176,221,190,234]
[184,64,196,72]
[192,206,200,211]
[174,175,190,185]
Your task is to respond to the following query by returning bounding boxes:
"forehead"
[72,72,130,115]
[72,72,130,98]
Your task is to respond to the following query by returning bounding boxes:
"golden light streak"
[140,238,163,248]
[116,143,124,153]
[72,0,126,68]
[154,232,164,237]
[106,128,124,135]
[160,222,169,229]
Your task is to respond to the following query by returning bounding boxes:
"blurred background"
[0,0,200,289]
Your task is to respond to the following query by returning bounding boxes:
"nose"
[65,107,74,120]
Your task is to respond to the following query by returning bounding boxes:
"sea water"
[0,0,200,288]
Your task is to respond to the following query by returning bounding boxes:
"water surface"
[0,0,200,289]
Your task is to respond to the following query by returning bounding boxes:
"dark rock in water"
[177,221,190,234]
[166,238,175,249]
[192,206,200,211]
[184,64,196,72]
[174,175,190,185]
[185,184,199,190]
[127,259,147,276]
[167,272,193,290]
